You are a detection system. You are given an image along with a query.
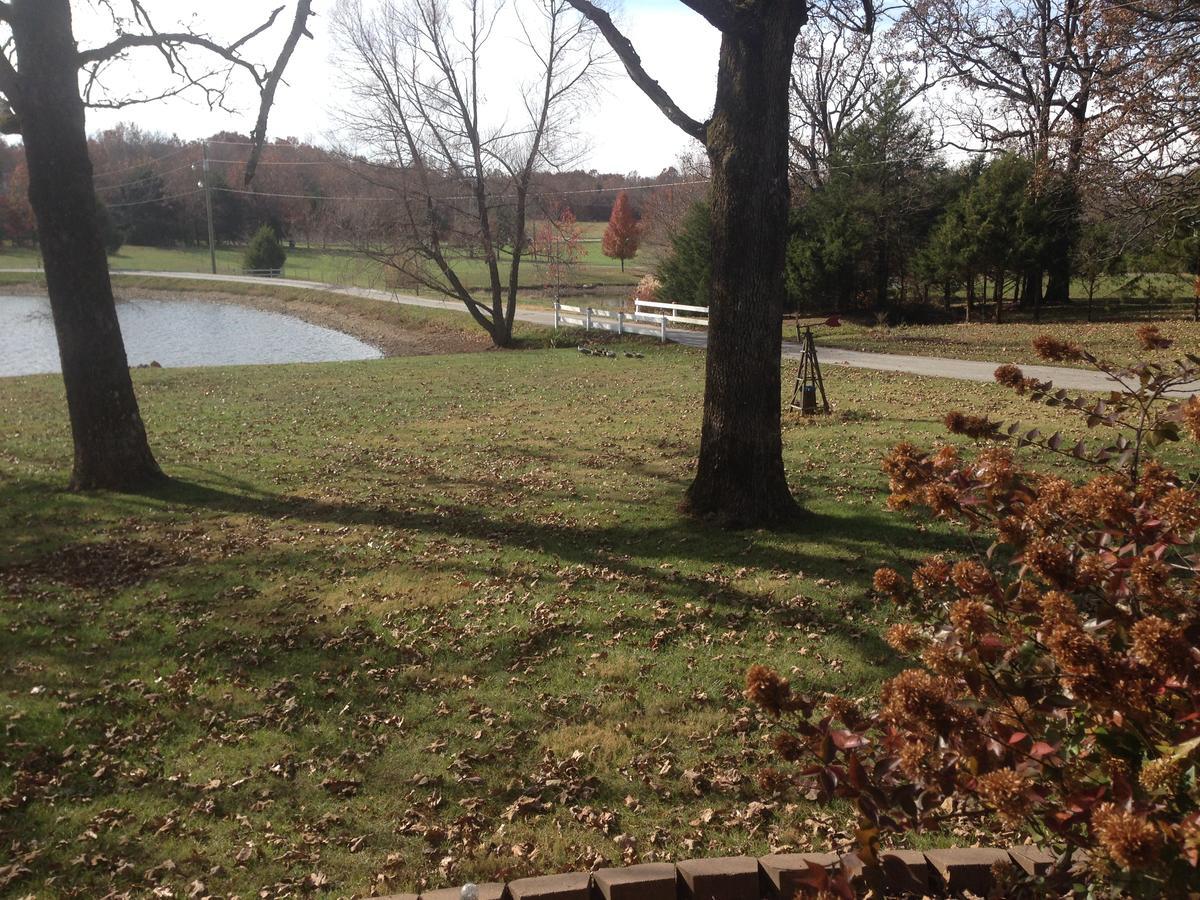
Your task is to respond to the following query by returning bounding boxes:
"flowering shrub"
[748,333,1200,897]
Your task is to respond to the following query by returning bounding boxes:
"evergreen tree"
[94,195,124,255]
[656,200,711,307]
[244,224,287,273]
[112,167,182,246]
[785,77,943,313]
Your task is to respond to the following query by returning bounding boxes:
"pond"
[0,295,382,377]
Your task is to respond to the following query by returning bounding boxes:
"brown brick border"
[378,846,1060,899]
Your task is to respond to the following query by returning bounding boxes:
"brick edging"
[379,846,1058,900]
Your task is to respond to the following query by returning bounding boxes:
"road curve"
[2,267,1185,394]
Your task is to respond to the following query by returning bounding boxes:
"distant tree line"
[0,124,675,254]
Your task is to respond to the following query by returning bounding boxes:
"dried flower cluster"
[748,334,1200,896]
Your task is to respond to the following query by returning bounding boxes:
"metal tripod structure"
[789,319,830,414]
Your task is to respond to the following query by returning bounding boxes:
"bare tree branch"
[678,0,734,31]
[243,0,316,185]
[78,32,261,77]
[565,0,708,141]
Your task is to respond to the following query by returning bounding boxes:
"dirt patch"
[2,538,182,593]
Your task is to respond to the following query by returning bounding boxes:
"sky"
[74,0,721,176]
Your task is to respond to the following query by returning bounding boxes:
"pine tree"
[244,224,288,273]
[602,191,640,272]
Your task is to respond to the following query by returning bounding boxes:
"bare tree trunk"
[965,274,975,323]
[994,268,1003,324]
[11,0,162,490]
[875,239,890,311]
[1023,267,1043,309]
[682,3,803,526]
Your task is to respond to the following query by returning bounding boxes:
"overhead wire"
[106,189,203,209]
[209,177,714,205]
[91,144,195,179]
[94,161,200,193]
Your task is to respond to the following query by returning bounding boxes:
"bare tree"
[900,0,1200,306]
[1086,2,1200,234]
[566,0,873,527]
[332,0,603,348]
[0,0,314,490]
[790,13,940,189]
[640,147,709,249]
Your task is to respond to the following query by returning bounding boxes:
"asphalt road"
[4,267,1188,394]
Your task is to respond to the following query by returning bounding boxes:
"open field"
[1,335,1120,898]
[0,232,651,293]
[807,318,1200,369]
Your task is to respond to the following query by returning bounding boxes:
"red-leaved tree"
[602,190,640,272]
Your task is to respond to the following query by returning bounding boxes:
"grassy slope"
[809,319,1200,369]
[0,344,1103,898]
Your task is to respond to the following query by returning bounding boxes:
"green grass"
[0,233,650,293]
[808,319,1200,369]
[0,341,1113,897]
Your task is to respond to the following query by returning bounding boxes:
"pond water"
[0,295,382,377]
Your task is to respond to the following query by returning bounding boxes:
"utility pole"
[202,142,216,274]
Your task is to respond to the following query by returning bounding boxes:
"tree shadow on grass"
[0,457,971,672]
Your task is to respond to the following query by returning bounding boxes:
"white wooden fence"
[634,300,709,326]
[554,303,669,341]
[554,300,710,342]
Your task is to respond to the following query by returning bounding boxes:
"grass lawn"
[809,318,1200,369]
[1,341,1112,897]
[0,236,650,294]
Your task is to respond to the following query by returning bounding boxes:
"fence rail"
[634,299,710,326]
[554,303,671,341]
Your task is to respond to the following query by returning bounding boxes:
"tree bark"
[10,0,163,490]
[681,1,805,527]
[993,268,1003,324]
[1023,267,1043,309]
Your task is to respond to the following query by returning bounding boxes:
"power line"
[106,188,203,209]
[95,161,200,193]
[211,177,714,205]
[92,144,195,179]
[208,158,342,166]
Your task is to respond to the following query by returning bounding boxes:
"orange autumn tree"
[602,190,641,272]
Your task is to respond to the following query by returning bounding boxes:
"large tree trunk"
[682,2,804,527]
[11,0,163,490]
[1045,255,1071,306]
[1023,267,1043,309]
